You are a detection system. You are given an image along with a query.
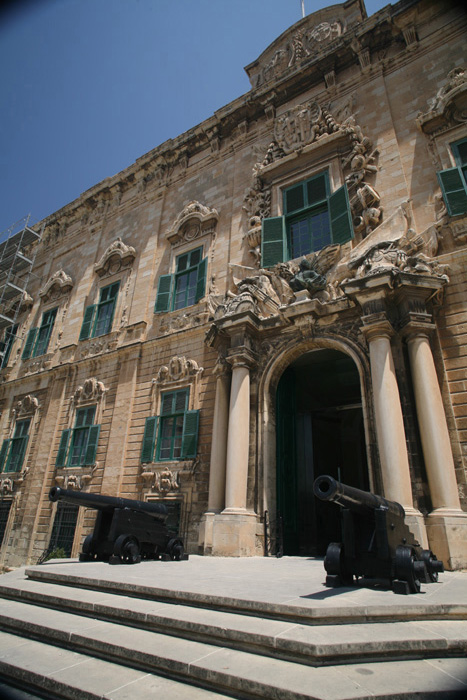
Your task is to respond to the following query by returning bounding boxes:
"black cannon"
[49,487,187,565]
[313,475,443,594]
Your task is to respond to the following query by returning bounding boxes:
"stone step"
[0,630,234,700]
[1,575,467,666]
[1,600,467,700]
[23,564,467,625]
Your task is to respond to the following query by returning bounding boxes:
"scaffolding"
[0,214,42,365]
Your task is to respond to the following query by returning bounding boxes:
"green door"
[276,349,369,556]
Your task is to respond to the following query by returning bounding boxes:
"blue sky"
[1,0,390,236]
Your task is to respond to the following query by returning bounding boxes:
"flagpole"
[301,0,305,19]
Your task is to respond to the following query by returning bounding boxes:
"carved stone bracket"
[39,270,73,303]
[155,356,204,385]
[94,238,136,278]
[166,201,219,246]
[73,377,107,405]
[417,67,467,135]
[55,467,96,490]
[13,394,39,417]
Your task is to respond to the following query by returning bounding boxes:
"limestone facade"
[1,0,467,570]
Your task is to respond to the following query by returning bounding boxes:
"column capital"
[360,314,395,343]
[213,356,231,378]
[401,320,436,343]
[226,347,257,370]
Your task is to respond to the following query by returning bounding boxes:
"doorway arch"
[275,347,369,556]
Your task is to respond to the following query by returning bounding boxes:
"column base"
[403,507,429,549]
[199,511,258,557]
[426,509,467,570]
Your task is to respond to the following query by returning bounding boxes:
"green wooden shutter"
[285,183,305,213]
[195,258,207,303]
[261,216,287,268]
[141,416,158,463]
[437,167,467,216]
[10,436,28,472]
[181,410,199,459]
[330,184,354,245]
[79,305,96,341]
[22,328,38,360]
[83,424,100,465]
[154,274,174,313]
[0,440,10,471]
[55,429,71,467]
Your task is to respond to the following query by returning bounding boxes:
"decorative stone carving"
[274,102,340,154]
[155,356,203,385]
[74,377,107,405]
[39,270,73,302]
[166,201,219,246]
[288,244,342,298]
[214,265,295,320]
[417,67,467,135]
[1,477,13,495]
[13,395,39,417]
[55,468,95,489]
[242,166,271,223]
[94,238,136,278]
[255,19,345,86]
[157,307,211,336]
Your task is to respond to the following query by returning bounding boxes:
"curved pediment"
[39,270,73,302]
[166,201,219,245]
[94,237,136,277]
[244,3,363,88]
[417,67,467,135]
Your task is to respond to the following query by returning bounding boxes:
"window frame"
[22,307,58,360]
[154,246,207,314]
[0,324,18,369]
[79,281,120,341]
[55,405,101,468]
[437,137,467,217]
[141,387,199,463]
[0,418,30,473]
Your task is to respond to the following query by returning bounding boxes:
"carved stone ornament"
[94,238,136,278]
[274,102,340,154]
[166,201,219,246]
[254,20,345,87]
[141,466,182,493]
[1,477,14,495]
[155,356,203,384]
[13,394,39,417]
[74,377,107,404]
[417,67,467,135]
[55,469,95,490]
[39,270,73,302]
[214,265,294,320]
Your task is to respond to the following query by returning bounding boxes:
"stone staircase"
[0,560,466,699]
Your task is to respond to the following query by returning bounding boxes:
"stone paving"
[0,556,466,699]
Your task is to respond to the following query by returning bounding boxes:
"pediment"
[166,201,218,245]
[417,67,467,135]
[39,270,73,302]
[94,237,136,277]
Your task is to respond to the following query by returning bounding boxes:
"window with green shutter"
[437,139,467,217]
[22,308,58,360]
[141,388,200,463]
[56,406,100,468]
[0,419,30,473]
[0,324,18,369]
[154,248,207,313]
[79,282,119,341]
[261,171,354,266]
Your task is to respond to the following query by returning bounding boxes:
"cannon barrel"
[49,487,168,522]
[313,475,405,519]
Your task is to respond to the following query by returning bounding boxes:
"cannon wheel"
[79,534,95,562]
[166,538,185,561]
[113,534,141,564]
[324,542,353,587]
[393,545,426,594]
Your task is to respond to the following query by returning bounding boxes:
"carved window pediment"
[417,67,467,135]
[73,377,107,406]
[166,201,218,246]
[94,237,136,278]
[39,270,73,303]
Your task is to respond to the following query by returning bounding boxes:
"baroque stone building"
[1,0,467,571]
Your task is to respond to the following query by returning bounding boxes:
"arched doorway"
[276,348,369,556]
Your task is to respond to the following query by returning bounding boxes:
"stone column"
[224,357,251,512]
[207,363,230,513]
[404,324,467,568]
[209,350,258,556]
[363,320,414,508]
[199,361,230,554]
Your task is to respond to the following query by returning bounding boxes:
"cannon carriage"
[49,487,187,565]
[313,475,443,594]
